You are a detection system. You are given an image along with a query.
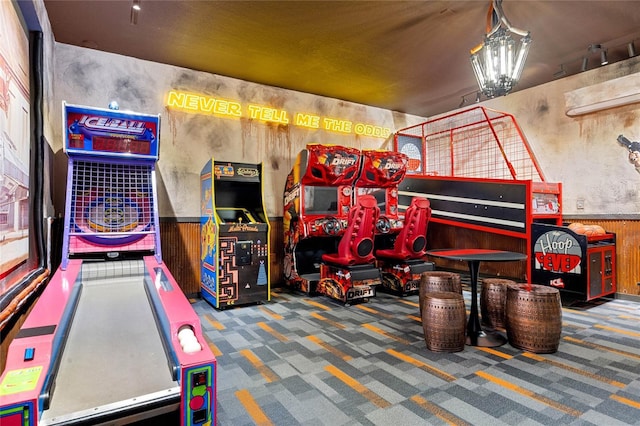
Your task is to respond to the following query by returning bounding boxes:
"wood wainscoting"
[160,218,638,299]
[159,219,284,296]
[564,218,640,297]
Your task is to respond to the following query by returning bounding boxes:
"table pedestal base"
[466,329,507,347]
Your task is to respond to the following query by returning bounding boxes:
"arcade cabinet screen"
[213,181,267,223]
[304,186,339,215]
[356,187,386,206]
[216,208,255,223]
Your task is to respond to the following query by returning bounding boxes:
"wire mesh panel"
[395,107,545,181]
[67,159,156,254]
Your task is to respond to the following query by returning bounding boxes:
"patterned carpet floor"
[193,285,640,426]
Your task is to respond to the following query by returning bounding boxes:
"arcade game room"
[2,1,640,425]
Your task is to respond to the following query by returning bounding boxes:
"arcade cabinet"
[0,103,216,426]
[531,222,616,301]
[200,160,270,309]
[353,149,434,295]
[283,143,362,295]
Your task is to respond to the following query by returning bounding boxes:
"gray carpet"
[192,286,640,425]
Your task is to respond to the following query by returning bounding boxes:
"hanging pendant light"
[470,0,531,98]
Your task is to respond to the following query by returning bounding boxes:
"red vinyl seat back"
[322,195,379,266]
[376,197,431,261]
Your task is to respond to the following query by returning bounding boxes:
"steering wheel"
[376,216,392,234]
[322,217,342,236]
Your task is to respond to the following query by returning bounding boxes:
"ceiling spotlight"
[469,0,532,98]
[629,42,637,58]
[131,0,140,24]
[553,64,566,79]
[600,49,608,66]
[587,44,607,66]
[581,57,588,72]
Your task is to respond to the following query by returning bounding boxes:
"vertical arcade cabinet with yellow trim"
[200,159,270,309]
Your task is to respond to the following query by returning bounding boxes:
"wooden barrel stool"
[480,278,515,330]
[421,291,466,352]
[505,283,562,353]
[419,271,462,315]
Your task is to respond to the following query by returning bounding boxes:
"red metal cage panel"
[394,106,546,182]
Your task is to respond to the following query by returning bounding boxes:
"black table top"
[426,248,527,263]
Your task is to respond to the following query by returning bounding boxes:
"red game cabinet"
[531,223,616,301]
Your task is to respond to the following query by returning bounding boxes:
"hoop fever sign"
[533,229,582,278]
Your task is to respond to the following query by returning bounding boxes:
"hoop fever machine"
[0,103,216,426]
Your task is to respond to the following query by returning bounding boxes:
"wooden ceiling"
[43,1,640,117]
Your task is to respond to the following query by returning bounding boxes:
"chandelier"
[470,0,531,98]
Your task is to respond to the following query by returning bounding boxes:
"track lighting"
[553,64,566,79]
[580,57,588,72]
[130,0,141,24]
[600,49,608,66]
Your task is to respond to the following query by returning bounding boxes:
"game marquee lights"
[166,90,392,138]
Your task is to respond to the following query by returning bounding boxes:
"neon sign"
[166,90,392,138]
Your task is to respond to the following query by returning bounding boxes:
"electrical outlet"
[576,198,585,210]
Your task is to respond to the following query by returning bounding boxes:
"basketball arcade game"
[354,150,434,296]
[394,106,565,283]
[284,144,384,303]
[200,160,270,309]
[0,103,216,426]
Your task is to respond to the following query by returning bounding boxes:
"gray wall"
[49,44,425,219]
[36,2,639,220]
[474,59,640,217]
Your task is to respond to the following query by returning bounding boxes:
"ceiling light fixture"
[130,0,141,24]
[580,57,588,72]
[469,0,531,98]
[553,64,566,79]
[587,44,608,66]
[628,41,636,58]
[600,49,608,66]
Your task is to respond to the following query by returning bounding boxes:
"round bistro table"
[426,249,528,347]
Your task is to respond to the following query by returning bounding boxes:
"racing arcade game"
[353,150,434,296]
[284,144,382,303]
[200,160,270,309]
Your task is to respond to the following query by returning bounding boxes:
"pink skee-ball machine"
[0,103,216,425]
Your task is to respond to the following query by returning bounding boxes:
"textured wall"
[476,58,640,216]
[50,44,426,219]
[50,45,640,220]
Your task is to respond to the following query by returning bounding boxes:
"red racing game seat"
[376,197,431,261]
[322,195,379,266]
[318,195,382,304]
[375,196,434,296]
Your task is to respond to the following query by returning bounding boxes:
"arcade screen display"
[216,208,255,223]
[213,180,267,223]
[356,187,386,206]
[304,186,339,215]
